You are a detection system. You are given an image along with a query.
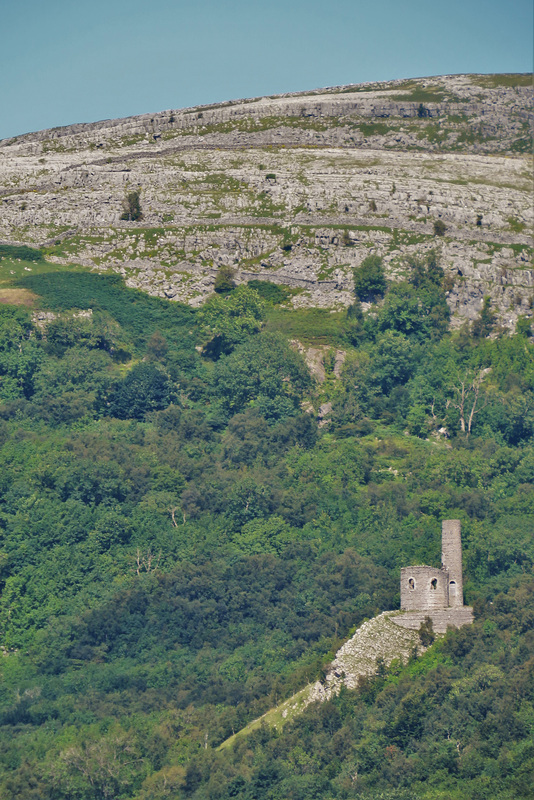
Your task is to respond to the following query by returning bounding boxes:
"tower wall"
[441,519,463,608]
[400,566,449,611]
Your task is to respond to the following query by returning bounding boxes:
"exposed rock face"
[241,612,422,732]
[314,612,421,698]
[1,74,532,327]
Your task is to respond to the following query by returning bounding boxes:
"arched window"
[430,578,437,590]
[449,580,457,594]
[408,578,415,590]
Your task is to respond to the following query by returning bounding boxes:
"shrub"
[213,266,236,294]
[507,216,525,233]
[373,330,415,393]
[472,296,496,338]
[108,362,172,419]
[418,616,435,646]
[120,190,143,222]
[198,285,265,356]
[433,219,447,236]
[407,405,427,438]
[353,255,387,301]
[516,316,532,337]
[214,332,311,420]
[378,280,449,341]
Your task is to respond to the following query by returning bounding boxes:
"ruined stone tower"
[395,520,473,633]
[441,519,463,608]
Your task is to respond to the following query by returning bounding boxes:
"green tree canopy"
[0,307,42,400]
[198,285,265,356]
[214,332,312,420]
[353,255,387,301]
[108,362,173,419]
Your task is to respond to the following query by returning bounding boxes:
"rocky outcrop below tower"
[219,611,422,746]
[0,74,532,327]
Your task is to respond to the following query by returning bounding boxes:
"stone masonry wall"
[400,566,449,611]
[393,607,474,634]
[441,519,464,607]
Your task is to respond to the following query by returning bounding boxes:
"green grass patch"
[358,122,391,137]
[299,222,393,235]
[184,114,344,138]
[485,242,533,257]
[15,270,197,352]
[116,133,146,147]
[471,73,532,89]
[0,256,68,289]
[510,136,533,154]
[43,233,108,259]
[455,128,485,147]
[391,80,464,103]
[247,280,296,305]
[265,306,349,347]
[418,123,449,144]
[0,244,44,262]
[507,216,527,234]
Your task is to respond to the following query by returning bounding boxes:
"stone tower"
[396,519,473,633]
[441,519,463,608]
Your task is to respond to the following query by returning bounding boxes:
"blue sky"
[0,0,532,140]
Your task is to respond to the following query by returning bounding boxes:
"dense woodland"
[0,247,532,799]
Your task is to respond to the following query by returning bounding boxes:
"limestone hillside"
[1,73,532,327]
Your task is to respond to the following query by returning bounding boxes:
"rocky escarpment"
[0,74,532,327]
[219,612,423,746]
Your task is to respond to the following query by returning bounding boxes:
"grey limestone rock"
[0,74,532,328]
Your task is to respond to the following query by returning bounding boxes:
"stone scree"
[394,519,474,634]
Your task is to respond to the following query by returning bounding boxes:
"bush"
[214,332,311,420]
[198,285,265,356]
[433,219,447,237]
[472,296,496,338]
[516,316,532,337]
[374,331,416,393]
[418,616,435,646]
[108,362,172,419]
[353,255,387,301]
[213,266,236,294]
[120,190,143,222]
[378,279,449,341]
